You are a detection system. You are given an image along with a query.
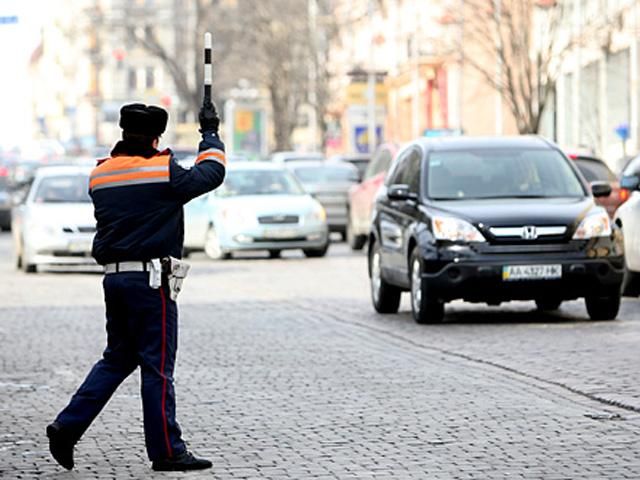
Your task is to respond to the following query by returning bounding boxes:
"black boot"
[46,422,76,470]
[152,451,212,471]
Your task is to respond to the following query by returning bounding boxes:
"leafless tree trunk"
[462,0,574,134]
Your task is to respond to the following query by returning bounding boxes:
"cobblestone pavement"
[0,232,639,479]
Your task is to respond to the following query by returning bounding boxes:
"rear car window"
[623,156,640,176]
[218,169,304,196]
[34,175,91,203]
[574,158,616,182]
[293,166,357,183]
[426,148,585,200]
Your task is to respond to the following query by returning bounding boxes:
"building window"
[146,67,155,89]
[128,68,137,91]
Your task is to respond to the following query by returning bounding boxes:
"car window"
[364,151,384,180]
[400,149,421,194]
[217,169,304,197]
[369,150,392,178]
[426,148,585,200]
[574,158,616,182]
[623,156,640,176]
[386,149,411,186]
[33,175,91,203]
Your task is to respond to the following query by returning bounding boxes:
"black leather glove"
[199,100,220,133]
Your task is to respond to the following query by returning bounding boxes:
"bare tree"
[120,0,320,150]
[462,0,573,134]
[120,0,237,114]
[227,1,312,150]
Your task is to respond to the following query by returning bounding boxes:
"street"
[1,232,639,479]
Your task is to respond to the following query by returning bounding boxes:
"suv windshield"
[426,149,585,200]
[34,175,91,203]
[218,169,304,196]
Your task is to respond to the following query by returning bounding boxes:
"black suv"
[368,137,624,323]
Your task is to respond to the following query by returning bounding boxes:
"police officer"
[46,100,226,472]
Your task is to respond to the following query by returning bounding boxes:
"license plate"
[68,240,92,253]
[263,228,298,240]
[502,264,562,281]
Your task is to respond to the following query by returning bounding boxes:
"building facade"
[550,0,639,168]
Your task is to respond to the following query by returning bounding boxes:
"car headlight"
[219,207,255,227]
[26,221,59,239]
[572,210,611,239]
[432,216,486,243]
[307,203,326,223]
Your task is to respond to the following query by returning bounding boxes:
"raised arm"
[169,100,226,203]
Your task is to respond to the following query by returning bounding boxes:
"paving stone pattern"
[0,237,639,478]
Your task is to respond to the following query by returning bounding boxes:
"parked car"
[184,162,329,259]
[368,136,624,323]
[287,160,360,239]
[616,155,640,296]
[346,144,398,250]
[11,166,96,272]
[269,151,324,164]
[566,151,628,217]
[329,153,371,181]
[0,165,11,230]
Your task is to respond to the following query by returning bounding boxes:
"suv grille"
[471,242,587,254]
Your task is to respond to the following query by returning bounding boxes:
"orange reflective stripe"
[92,155,169,175]
[196,149,226,166]
[90,155,170,189]
[90,169,169,189]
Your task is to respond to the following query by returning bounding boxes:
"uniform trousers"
[55,271,186,461]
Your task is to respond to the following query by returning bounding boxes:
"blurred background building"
[1,0,638,168]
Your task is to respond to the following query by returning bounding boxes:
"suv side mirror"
[620,175,640,191]
[388,184,417,201]
[590,181,612,198]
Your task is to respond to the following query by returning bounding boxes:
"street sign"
[614,123,630,141]
[0,16,18,25]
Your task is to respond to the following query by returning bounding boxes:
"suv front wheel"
[410,248,444,324]
[369,239,401,313]
[585,293,620,321]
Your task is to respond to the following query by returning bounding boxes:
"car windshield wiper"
[471,194,551,199]
[431,194,561,201]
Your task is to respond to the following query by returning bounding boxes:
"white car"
[184,162,329,259]
[11,166,96,272]
[617,156,640,296]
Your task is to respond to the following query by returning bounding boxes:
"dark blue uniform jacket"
[89,131,226,265]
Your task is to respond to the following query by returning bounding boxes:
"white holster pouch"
[149,259,163,289]
[163,256,191,301]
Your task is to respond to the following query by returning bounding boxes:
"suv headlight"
[572,210,611,239]
[432,216,486,243]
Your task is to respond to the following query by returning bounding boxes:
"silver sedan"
[11,166,96,272]
[184,162,329,259]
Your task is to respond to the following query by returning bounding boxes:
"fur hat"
[119,103,168,137]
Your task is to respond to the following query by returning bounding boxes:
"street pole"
[367,0,377,154]
[308,0,318,152]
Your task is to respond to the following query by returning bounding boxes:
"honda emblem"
[521,225,538,240]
